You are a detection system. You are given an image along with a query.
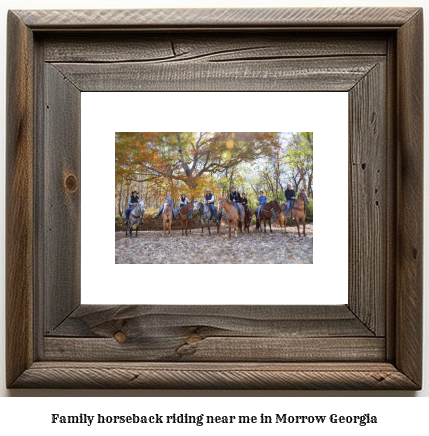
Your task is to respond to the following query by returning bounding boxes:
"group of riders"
[124,184,297,225]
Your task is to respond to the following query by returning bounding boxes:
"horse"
[255,200,282,233]
[194,200,217,236]
[125,200,145,239]
[161,200,173,236]
[291,189,310,237]
[178,201,193,236]
[218,197,244,237]
[277,202,288,233]
[242,205,252,233]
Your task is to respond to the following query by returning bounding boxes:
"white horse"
[125,200,145,238]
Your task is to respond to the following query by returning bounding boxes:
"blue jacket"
[258,196,267,205]
[163,196,174,208]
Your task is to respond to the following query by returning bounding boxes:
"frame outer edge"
[11,7,421,29]
[396,9,423,388]
[6,11,35,387]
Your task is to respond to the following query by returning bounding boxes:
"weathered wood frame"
[6,8,423,389]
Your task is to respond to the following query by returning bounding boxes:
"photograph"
[115,132,313,264]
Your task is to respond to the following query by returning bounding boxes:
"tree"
[115,132,281,200]
[284,132,313,196]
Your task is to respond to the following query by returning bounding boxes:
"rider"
[155,191,176,219]
[205,188,217,221]
[257,190,267,219]
[177,193,191,217]
[124,191,139,224]
[240,192,248,208]
[229,186,243,220]
[285,183,296,218]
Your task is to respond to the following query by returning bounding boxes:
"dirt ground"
[115,223,313,264]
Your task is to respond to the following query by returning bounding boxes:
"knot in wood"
[64,174,78,193]
[114,331,128,343]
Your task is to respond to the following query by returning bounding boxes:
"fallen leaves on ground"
[116,224,313,264]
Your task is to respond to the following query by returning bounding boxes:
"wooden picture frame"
[6,7,423,389]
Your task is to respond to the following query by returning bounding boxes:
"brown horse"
[161,201,173,236]
[277,202,288,233]
[255,200,282,233]
[178,202,193,236]
[218,198,243,237]
[242,205,252,233]
[291,189,309,237]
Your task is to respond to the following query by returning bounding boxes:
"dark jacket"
[241,196,248,206]
[205,193,215,204]
[285,189,295,201]
[128,195,139,205]
[229,191,241,203]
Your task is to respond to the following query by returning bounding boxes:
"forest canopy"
[115,132,313,214]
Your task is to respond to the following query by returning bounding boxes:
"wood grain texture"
[6,11,35,387]
[395,10,423,387]
[44,305,380,362]
[44,64,81,332]
[14,8,420,29]
[44,337,385,362]
[11,362,419,390]
[52,56,384,92]
[47,305,375,338]
[348,61,386,336]
[6,7,423,390]
[42,33,387,63]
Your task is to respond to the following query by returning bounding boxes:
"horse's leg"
[296,216,301,237]
[263,218,266,233]
[234,219,237,237]
[269,218,272,233]
[208,219,211,236]
[303,216,306,237]
[169,218,172,236]
[163,217,166,236]
[228,220,231,238]
[135,222,138,238]
[201,222,204,236]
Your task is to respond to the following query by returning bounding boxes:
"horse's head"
[193,200,201,212]
[299,190,310,204]
[138,200,145,212]
[272,200,282,213]
[163,200,170,210]
[218,198,225,210]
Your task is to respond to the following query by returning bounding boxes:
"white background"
[82,92,348,305]
[0,0,428,427]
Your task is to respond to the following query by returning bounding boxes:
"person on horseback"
[124,191,139,224]
[285,183,296,218]
[155,191,177,219]
[257,190,267,219]
[205,189,217,221]
[177,193,191,217]
[229,187,243,220]
[240,192,248,207]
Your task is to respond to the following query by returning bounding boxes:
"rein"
[179,206,192,218]
[221,203,237,217]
